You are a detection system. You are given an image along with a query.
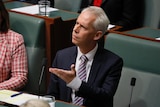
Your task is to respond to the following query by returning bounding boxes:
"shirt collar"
[77,44,98,61]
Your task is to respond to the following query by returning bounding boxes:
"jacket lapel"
[69,47,77,65]
[87,47,102,84]
[87,59,101,84]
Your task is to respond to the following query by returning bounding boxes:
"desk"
[0,100,81,107]
[124,27,160,38]
[55,101,80,107]
[4,1,31,8]
[0,90,82,107]
[111,27,160,42]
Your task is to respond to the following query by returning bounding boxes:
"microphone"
[129,77,136,107]
[130,77,136,86]
[38,58,47,98]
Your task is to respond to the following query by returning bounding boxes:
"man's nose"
[74,25,81,33]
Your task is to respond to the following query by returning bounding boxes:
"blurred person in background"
[0,0,28,90]
[80,0,143,31]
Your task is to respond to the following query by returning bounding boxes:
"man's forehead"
[78,11,96,23]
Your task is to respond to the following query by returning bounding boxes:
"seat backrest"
[104,33,160,74]
[114,67,160,107]
[9,12,47,95]
[104,33,160,107]
[54,0,82,12]
[142,0,160,28]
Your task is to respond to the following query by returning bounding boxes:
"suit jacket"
[80,0,143,30]
[47,46,123,107]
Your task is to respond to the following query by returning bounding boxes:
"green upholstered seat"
[105,33,160,74]
[115,67,160,107]
[54,0,82,12]
[104,33,160,107]
[4,1,31,9]
[142,0,160,29]
[9,12,46,95]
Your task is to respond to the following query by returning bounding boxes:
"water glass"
[38,0,50,16]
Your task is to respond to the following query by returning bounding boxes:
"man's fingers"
[70,64,75,71]
[71,64,76,76]
[49,65,76,83]
[49,68,62,77]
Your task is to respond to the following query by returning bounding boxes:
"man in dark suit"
[47,6,123,107]
[80,0,143,31]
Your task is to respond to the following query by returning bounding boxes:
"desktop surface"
[48,10,79,21]
[124,27,160,39]
[0,90,81,107]
[4,1,79,21]
[4,1,31,9]
[0,101,81,107]
[55,101,80,107]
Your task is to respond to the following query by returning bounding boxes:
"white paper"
[11,5,59,14]
[0,90,55,106]
[155,37,160,40]
[108,24,115,30]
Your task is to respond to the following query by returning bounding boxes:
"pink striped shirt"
[0,30,28,90]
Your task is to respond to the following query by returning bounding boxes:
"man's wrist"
[67,77,82,91]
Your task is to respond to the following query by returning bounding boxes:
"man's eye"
[81,25,87,29]
[76,22,79,25]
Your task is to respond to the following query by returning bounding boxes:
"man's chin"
[72,40,77,45]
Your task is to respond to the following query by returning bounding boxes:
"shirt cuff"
[67,77,81,91]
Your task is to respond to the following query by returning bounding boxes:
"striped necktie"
[73,55,88,106]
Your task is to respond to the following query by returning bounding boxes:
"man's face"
[72,11,97,47]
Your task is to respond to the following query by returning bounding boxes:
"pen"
[11,92,23,97]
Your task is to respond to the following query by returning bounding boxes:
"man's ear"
[94,31,103,41]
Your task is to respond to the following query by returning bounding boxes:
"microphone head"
[42,58,47,66]
[130,77,136,86]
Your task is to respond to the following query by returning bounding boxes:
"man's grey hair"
[81,6,110,35]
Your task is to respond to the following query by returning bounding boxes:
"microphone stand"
[38,58,47,99]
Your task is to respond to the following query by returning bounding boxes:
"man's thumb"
[71,64,76,75]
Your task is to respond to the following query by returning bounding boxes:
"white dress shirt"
[67,44,98,102]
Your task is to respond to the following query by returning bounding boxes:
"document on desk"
[0,90,38,106]
[0,90,55,107]
[11,5,59,14]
